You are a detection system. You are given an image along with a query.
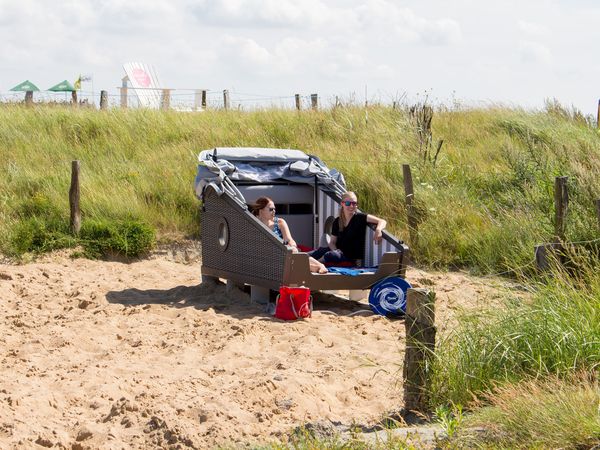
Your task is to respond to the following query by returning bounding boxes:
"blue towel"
[327,267,377,276]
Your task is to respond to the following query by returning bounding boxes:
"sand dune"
[0,252,507,448]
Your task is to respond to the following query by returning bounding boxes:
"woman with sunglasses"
[309,191,386,266]
[251,196,328,274]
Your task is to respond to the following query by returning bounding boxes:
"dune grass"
[429,253,600,408]
[1,102,599,266]
[455,373,600,449]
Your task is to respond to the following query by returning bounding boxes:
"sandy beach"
[0,249,507,449]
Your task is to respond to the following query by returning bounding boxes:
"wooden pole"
[223,90,230,110]
[71,90,78,107]
[160,89,171,111]
[25,91,33,106]
[202,90,207,109]
[402,164,418,248]
[535,244,550,271]
[194,90,201,111]
[69,161,81,235]
[310,94,318,110]
[100,90,108,110]
[120,76,128,109]
[554,176,568,242]
[295,94,301,111]
[403,288,436,413]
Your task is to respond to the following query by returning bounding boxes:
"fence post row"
[403,288,436,413]
[69,160,81,235]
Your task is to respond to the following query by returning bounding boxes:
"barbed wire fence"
[0,86,406,112]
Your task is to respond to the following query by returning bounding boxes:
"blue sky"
[1,0,599,114]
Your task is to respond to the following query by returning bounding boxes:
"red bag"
[274,286,312,320]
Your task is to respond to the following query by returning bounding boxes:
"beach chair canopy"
[194,147,347,205]
[10,80,40,92]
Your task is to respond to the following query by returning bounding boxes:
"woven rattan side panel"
[202,189,286,283]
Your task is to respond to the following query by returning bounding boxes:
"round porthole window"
[218,218,229,251]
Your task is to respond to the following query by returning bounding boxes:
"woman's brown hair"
[250,196,273,216]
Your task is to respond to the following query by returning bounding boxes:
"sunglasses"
[268,207,276,212]
[343,201,358,207]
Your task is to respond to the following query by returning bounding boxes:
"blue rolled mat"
[369,276,411,316]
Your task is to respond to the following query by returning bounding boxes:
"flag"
[80,74,92,82]
[74,76,82,90]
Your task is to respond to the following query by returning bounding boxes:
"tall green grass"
[457,373,600,449]
[429,253,600,408]
[0,103,599,268]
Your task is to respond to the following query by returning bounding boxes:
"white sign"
[123,62,163,109]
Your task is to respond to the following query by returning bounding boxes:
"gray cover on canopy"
[194,147,346,203]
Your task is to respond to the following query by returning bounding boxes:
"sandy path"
[0,254,509,449]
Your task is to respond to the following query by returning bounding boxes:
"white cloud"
[519,40,552,64]
[355,0,462,46]
[223,36,271,66]
[518,20,548,36]
[188,0,333,28]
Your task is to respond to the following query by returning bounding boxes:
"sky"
[1,0,599,114]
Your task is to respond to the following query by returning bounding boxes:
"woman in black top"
[309,191,387,265]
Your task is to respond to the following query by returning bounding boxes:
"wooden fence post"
[535,176,569,271]
[194,90,201,111]
[403,288,436,413]
[295,94,301,111]
[160,89,171,111]
[25,91,33,106]
[120,76,128,109]
[554,176,568,242]
[402,164,418,248]
[100,90,108,110]
[310,94,318,110]
[223,90,230,110]
[202,90,207,109]
[69,161,81,235]
[71,90,78,107]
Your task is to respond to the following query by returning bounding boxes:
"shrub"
[9,216,75,254]
[80,218,155,258]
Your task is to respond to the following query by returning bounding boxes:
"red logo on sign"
[132,68,151,87]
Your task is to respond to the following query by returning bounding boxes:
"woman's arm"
[278,218,298,250]
[328,235,338,251]
[366,214,387,244]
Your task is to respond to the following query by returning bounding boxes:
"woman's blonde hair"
[337,191,357,232]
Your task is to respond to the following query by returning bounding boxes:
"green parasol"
[48,80,75,92]
[10,80,40,92]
